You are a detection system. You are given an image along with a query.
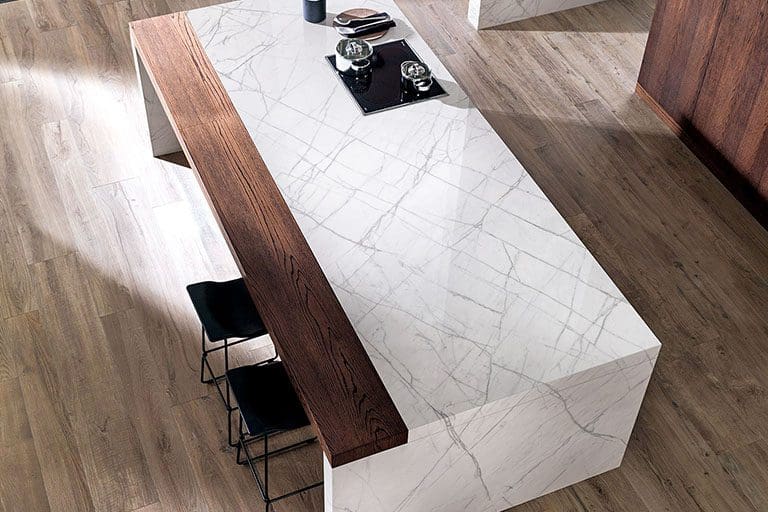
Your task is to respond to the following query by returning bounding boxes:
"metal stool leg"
[236,415,244,465]
[227,405,238,448]
[200,325,209,384]
[238,422,323,508]
[264,433,269,503]
[224,339,231,410]
[240,424,269,501]
[225,341,242,448]
[201,326,233,394]
[201,326,275,412]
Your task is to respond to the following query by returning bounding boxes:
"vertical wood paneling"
[691,0,768,199]
[637,0,768,224]
[637,0,726,123]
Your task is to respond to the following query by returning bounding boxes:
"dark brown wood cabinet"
[638,0,768,226]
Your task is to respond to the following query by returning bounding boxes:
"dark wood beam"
[130,12,408,467]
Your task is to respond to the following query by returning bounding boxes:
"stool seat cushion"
[186,278,268,342]
[227,362,310,436]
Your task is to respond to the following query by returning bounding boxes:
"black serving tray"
[326,39,447,115]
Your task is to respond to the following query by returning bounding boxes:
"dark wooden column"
[637,0,768,227]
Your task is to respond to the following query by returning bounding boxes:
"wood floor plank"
[41,119,135,317]
[21,368,96,512]
[23,0,75,31]
[618,381,748,512]
[0,4,23,85]
[0,175,39,319]
[100,308,210,512]
[719,439,768,511]
[100,0,172,58]
[0,378,51,512]
[509,490,587,512]
[30,253,157,511]
[0,81,72,264]
[129,502,164,512]
[93,179,211,406]
[655,347,761,455]
[0,311,46,386]
[0,10,69,125]
[0,439,51,512]
[569,470,650,512]
[0,325,15,384]
[171,396,262,512]
[689,341,768,450]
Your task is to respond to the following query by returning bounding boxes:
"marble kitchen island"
[130,1,661,510]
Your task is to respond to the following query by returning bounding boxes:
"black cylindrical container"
[303,0,326,23]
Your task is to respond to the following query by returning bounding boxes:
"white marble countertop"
[187,0,660,438]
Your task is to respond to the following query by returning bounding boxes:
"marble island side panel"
[325,346,659,512]
[468,0,608,29]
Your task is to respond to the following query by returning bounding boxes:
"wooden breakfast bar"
[130,1,661,510]
[130,10,407,470]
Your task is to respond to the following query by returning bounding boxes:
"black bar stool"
[227,361,323,511]
[186,278,275,445]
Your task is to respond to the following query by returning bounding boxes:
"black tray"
[326,39,447,115]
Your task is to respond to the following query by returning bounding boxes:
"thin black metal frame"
[235,415,323,511]
[199,326,276,446]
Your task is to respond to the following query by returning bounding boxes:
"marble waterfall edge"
[325,346,658,512]
[468,0,608,29]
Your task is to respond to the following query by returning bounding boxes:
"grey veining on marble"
[468,0,608,29]
[325,347,658,511]
[187,0,660,435]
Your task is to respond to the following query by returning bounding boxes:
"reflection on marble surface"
[186,0,659,509]
[468,0,607,29]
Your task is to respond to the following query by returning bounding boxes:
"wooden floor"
[0,0,766,509]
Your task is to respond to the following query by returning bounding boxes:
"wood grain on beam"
[129,12,407,467]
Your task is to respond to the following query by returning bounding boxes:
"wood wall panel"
[691,0,768,197]
[638,0,768,225]
[637,0,726,123]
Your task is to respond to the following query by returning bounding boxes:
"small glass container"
[400,60,433,93]
[335,38,373,76]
